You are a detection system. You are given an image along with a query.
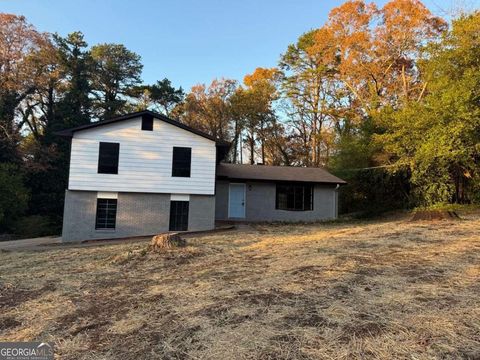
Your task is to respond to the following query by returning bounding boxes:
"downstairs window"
[169,201,189,231]
[275,183,313,211]
[95,198,117,229]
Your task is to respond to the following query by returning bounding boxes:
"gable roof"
[216,163,346,184]
[56,110,229,145]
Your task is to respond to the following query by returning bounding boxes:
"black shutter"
[169,201,189,231]
[172,147,191,177]
[95,198,117,229]
[98,142,119,174]
[141,114,153,131]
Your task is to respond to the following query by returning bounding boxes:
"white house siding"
[68,117,216,195]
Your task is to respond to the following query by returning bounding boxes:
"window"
[141,114,153,131]
[98,142,119,174]
[169,201,189,231]
[95,198,117,229]
[276,183,313,211]
[172,147,191,177]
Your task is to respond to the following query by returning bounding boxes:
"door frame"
[228,182,246,219]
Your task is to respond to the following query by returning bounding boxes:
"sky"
[1,0,478,91]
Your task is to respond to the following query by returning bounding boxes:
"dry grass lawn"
[1,214,479,359]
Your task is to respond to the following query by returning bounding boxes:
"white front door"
[229,183,246,218]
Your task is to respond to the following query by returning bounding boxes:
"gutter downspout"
[334,184,340,219]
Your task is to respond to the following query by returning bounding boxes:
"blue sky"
[1,0,476,90]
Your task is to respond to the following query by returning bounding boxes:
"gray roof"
[216,163,346,184]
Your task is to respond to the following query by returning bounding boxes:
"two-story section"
[58,110,225,242]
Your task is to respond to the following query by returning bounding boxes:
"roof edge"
[217,163,347,184]
[55,110,230,146]
[216,174,346,185]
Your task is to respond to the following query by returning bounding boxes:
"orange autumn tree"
[324,0,447,115]
[375,0,447,103]
[246,68,292,165]
[280,0,447,167]
[177,78,238,142]
[230,67,287,164]
[0,14,47,163]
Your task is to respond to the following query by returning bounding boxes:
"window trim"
[171,146,192,177]
[275,183,314,211]
[97,142,120,174]
[95,198,118,230]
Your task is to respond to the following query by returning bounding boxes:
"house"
[57,110,345,242]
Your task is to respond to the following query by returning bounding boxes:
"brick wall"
[62,190,215,242]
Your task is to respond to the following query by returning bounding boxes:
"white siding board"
[68,117,217,195]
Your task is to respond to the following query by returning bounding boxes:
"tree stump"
[410,210,460,221]
[150,233,186,252]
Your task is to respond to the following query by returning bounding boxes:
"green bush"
[336,168,413,217]
[0,163,29,231]
[12,215,60,239]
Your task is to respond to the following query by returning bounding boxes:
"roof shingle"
[216,163,346,184]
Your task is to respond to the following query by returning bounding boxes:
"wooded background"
[1,0,479,237]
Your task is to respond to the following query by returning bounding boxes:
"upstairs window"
[95,198,117,229]
[276,183,313,211]
[172,147,191,177]
[141,114,153,131]
[98,142,119,174]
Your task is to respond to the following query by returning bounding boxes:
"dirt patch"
[194,302,233,320]
[0,316,21,331]
[259,334,310,360]
[236,289,298,307]
[414,294,460,309]
[282,310,335,328]
[0,282,55,309]
[398,265,446,283]
[291,265,322,276]
[340,319,387,342]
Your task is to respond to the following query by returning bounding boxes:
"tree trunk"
[249,127,255,165]
[249,138,255,165]
[239,133,243,164]
[312,117,317,166]
[150,233,186,251]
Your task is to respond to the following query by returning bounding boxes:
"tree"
[280,0,446,168]
[324,0,446,113]
[375,12,480,205]
[178,79,237,141]
[23,32,94,221]
[280,29,337,166]
[17,35,61,143]
[133,78,184,116]
[90,43,143,119]
[51,31,93,132]
[0,13,46,163]
[230,68,282,164]
[0,163,29,231]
